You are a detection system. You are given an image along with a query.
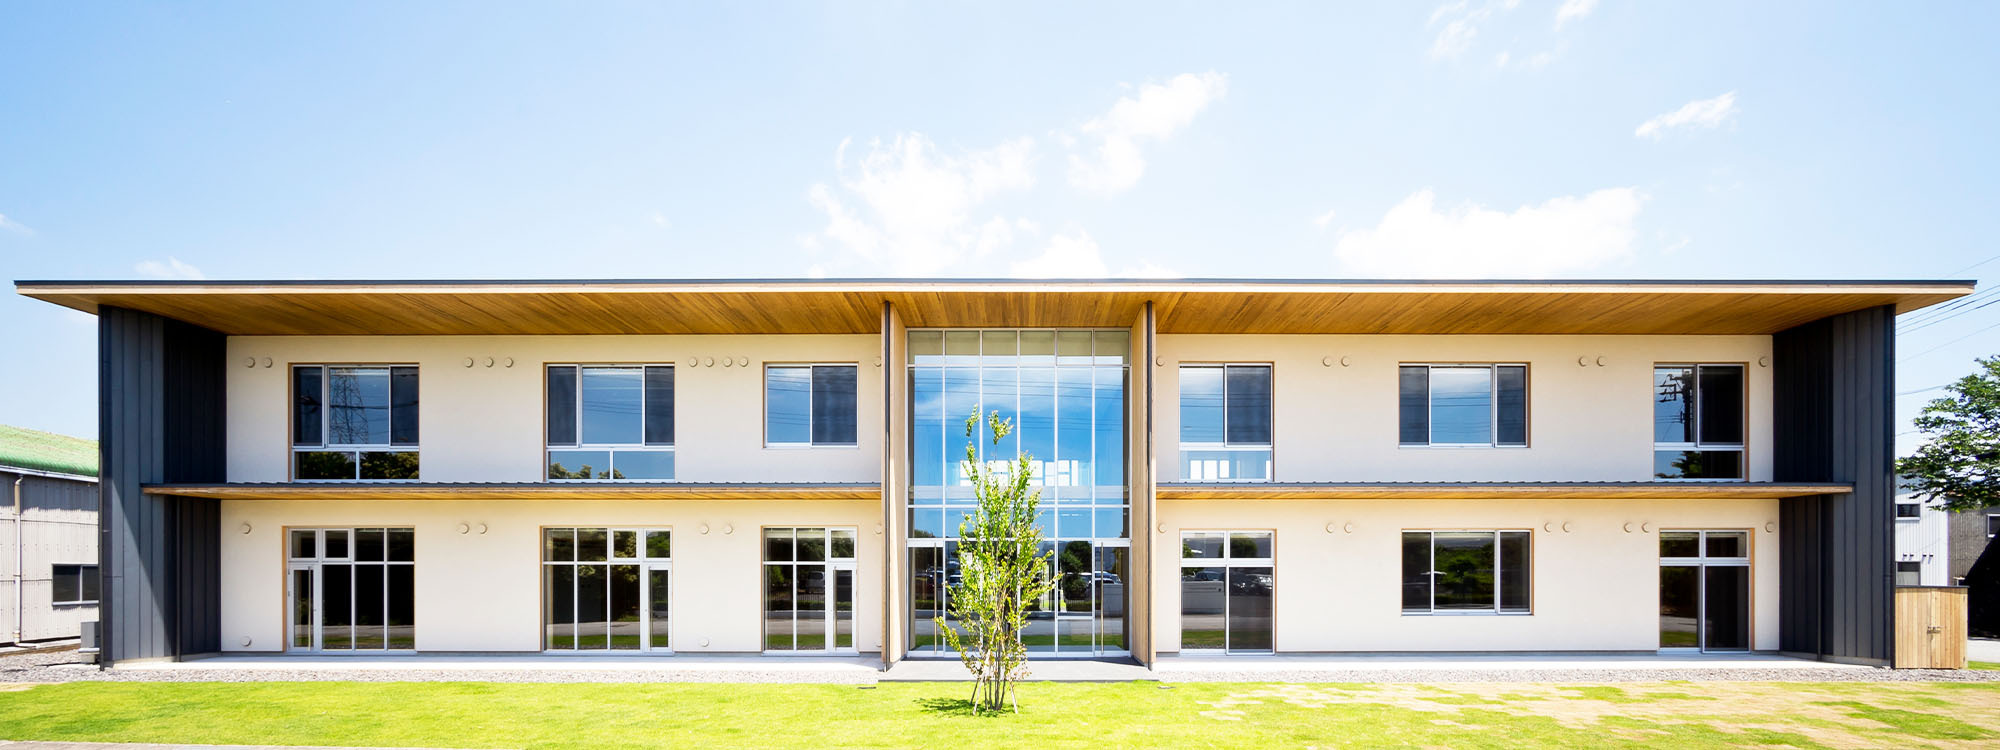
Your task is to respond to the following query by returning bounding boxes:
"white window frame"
[1177,530,1275,655]
[541,527,675,654]
[1651,363,1747,482]
[1399,363,1530,449]
[1402,529,1533,616]
[292,364,420,482]
[763,363,861,449]
[285,527,417,653]
[545,363,675,482]
[762,526,860,655]
[1178,363,1275,482]
[51,563,97,606]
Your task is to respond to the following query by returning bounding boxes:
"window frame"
[1398,363,1530,448]
[51,563,98,606]
[544,363,676,482]
[1895,502,1922,520]
[1988,514,1999,539]
[1176,529,1276,654]
[290,363,420,482]
[1651,363,1747,482]
[1177,363,1275,482]
[1400,529,1533,616]
[540,526,675,653]
[763,362,861,449]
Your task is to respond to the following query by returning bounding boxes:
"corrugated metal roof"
[0,424,98,477]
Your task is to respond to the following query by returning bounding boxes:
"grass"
[1971,661,2000,670]
[0,680,1996,749]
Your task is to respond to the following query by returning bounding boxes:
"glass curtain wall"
[907,329,1130,657]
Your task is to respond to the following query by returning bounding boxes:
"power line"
[1944,250,2000,278]
[1900,292,2000,335]
[1898,284,2000,329]
[1898,317,2000,363]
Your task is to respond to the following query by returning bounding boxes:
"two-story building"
[16,278,1974,666]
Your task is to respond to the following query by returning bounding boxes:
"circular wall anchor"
[1641,521,1651,533]
[1155,522,1166,534]
[457,523,470,535]
[1622,522,1633,533]
[503,357,515,368]
[685,357,697,367]
[261,357,273,368]
[722,523,734,535]
[1765,521,1776,532]
[244,357,257,368]
[1321,356,1333,367]
[737,356,749,367]
[703,357,715,367]
[1578,356,1590,367]
[873,356,882,367]
[1758,356,1770,367]
[241,636,253,647]
[484,357,495,368]
[1340,356,1352,367]
[874,524,883,535]
[1595,355,1607,367]
[478,523,489,535]
[1154,356,1164,367]
[722,357,734,367]
[1343,522,1354,534]
[1562,521,1572,533]
[464,357,475,368]
[699,523,711,535]
[1325,521,1337,533]
[699,637,711,647]
[1543,522,1554,533]
[241,522,253,535]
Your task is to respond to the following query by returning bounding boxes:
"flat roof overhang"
[143,482,882,501]
[1156,481,1853,500]
[15,278,1976,336]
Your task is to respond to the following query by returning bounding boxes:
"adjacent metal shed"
[0,424,100,645]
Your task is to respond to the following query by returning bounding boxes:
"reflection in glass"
[1654,366,1696,443]
[1659,565,1700,648]
[1180,567,1226,650]
[1659,531,1701,558]
[1432,532,1496,610]
[291,569,313,648]
[1653,450,1743,480]
[581,367,643,445]
[327,367,390,445]
[1428,367,1493,444]
[576,564,609,650]
[322,564,353,649]
[766,366,812,444]
[1705,532,1747,558]
[610,564,641,650]
[291,529,317,559]
[649,568,671,650]
[1227,567,1274,652]
[1498,532,1530,613]
[1704,566,1750,651]
[387,564,415,649]
[547,565,575,649]
[1401,532,1431,612]
[356,563,385,648]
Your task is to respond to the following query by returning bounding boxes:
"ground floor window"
[1659,529,1749,652]
[543,527,672,651]
[1178,531,1273,654]
[287,528,415,651]
[1401,530,1531,615]
[911,540,1130,657]
[52,563,99,605]
[764,527,856,653]
[1896,561,1922,586]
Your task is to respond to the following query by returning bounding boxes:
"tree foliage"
[935,410,1056,714]
[1898,356,2000,512]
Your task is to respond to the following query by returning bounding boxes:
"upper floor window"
[1653,364,1743,480]
[292,365,419,480]
[546,365,674,481]
[765,364,858,447]
[1179,364,1271,481]
[1399,364,1528,447]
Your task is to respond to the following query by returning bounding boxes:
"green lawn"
[0,680,1996,749]
[1973,661,2000,670]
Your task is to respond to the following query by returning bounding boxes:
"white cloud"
[1331,187,1646,277]
[0,213,32,235]
[1312,209,1339,228]
[648,212,670,229]
[134,257,205,280]
[1555,0,1598,29]
[1011,232,1109,278]
[806,133,1036,275]
[1066,72,1229,194]
[1635,92,1739,140]
[1428,1,1518,59]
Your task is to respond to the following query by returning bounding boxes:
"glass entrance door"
[1659,530,1750,652]
[286,527,416,652]
[764,527,857,653]
[1178,531,1274,654]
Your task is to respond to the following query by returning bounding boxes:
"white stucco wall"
[1154,498,1782,652]
[1154,334,1775,482]
[219,498,884,653]
[225,335,883,484]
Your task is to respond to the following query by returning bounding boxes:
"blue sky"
[2,1,1996,452]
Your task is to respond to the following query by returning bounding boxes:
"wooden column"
[879,302,909,666]
[1127,302,1156,664]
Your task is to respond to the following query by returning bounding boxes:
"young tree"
[1899,356,2000,512]
[936,410,1056,714]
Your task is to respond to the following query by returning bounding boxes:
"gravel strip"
[0,650,876,684]
[5,648,1996,685]
[1160,667,2000,683]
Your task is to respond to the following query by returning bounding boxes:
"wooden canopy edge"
[142,482,882,501]
[1155,482,1853,500]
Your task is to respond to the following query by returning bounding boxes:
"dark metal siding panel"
[1772,305,1895,664]
[96,307,226,664]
